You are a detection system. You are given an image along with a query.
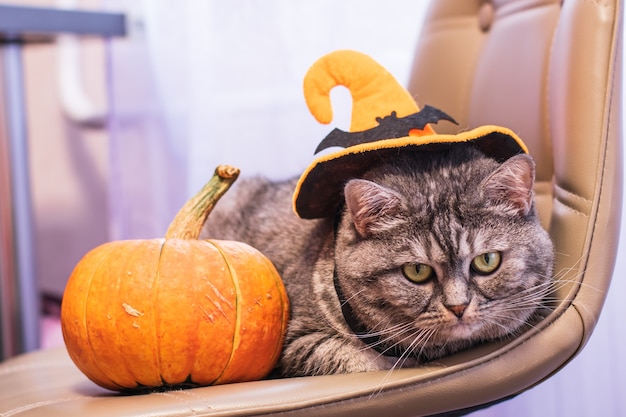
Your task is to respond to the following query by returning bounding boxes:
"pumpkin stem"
[165,165,240,240]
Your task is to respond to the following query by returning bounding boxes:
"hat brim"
[293,125,528,219]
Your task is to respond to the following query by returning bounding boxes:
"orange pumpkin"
[61,165,289,392]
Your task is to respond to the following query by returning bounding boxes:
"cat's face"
[333,148,555,361]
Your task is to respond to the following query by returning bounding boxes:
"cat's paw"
[280,334,381,376]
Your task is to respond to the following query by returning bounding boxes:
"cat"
[201,144,555,377]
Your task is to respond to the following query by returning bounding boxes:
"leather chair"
[0,0,622,415]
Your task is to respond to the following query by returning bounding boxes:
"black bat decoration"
[314,104,459,154]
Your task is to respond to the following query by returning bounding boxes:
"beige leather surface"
[0,0,622,416]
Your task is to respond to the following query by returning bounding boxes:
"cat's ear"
[344,179,404,237]
[481,154,536,216]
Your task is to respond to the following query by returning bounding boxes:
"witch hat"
[293,50,528,219]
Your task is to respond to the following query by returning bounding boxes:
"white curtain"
[106,0,429,239]
[105,1,625,416]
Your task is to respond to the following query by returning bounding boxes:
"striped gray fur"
[202,145,554,377]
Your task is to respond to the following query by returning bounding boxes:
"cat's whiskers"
[550,253,608,294]
[368,317,442,364]
[354,320,414,353]
[368,325,441,399]
[478,272,606,340]
[494,277,588,312]
[339,287,367,305]
[408,326,442,362]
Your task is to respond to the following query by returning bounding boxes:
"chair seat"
[0,307,584,417]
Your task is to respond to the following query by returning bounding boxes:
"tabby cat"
[201,145,555,377]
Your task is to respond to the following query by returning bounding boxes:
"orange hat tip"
[303,49,418,132]
[306,97,334,125]
[303,75,335,125]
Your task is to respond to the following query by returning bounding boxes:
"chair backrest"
[400,0,622,413]
[408,0,622,363]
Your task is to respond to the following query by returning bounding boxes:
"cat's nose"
[447,304,468,318]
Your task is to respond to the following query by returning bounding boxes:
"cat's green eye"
[471,252,502,275]
[402,263,435,284]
